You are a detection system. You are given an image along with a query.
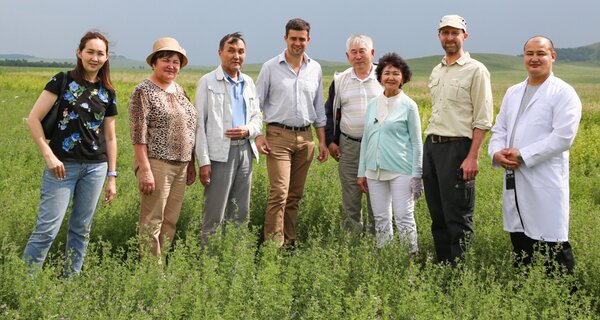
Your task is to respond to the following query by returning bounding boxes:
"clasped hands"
[493,147,522,170]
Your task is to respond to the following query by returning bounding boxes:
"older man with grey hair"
[325,34,383,235]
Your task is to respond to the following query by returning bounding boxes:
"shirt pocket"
[207,85,226,103]
[447,78,472,104]
[300,78,318,95]
[206,85,226,134]
[532,157,564,188]
[428,77,440,98]
[246,94,258,110]
[525,103,553,127]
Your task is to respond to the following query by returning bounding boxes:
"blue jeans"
[23,161,107,276]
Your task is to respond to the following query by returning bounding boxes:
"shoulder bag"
[41,71,68,139]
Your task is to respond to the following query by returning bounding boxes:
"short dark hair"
[219,32,245,51]
[285,18,310,36]
[151,50,185,66]
[375,52,412,88]
[524,35,555,51]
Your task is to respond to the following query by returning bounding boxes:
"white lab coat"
[488,74,582,242]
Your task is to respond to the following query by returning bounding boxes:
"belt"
[268,122,311,132]
[429,134,469,144]
[230,138,247,146]
[155,158,188,166]
[341,132,361,142]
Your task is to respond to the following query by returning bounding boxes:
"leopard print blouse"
[129,79,197,162]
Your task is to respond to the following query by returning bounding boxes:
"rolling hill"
[2,42,599,75]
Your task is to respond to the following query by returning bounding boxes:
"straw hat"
[146,37,188,67]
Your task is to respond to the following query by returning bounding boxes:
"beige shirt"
[425,52,493,138]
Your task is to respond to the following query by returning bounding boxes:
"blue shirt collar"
[223,70,244,85]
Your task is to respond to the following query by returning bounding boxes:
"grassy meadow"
[0,56,599,319]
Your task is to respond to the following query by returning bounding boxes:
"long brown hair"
[70,31,114,91]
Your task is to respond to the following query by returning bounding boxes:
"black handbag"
[41,72,68,139]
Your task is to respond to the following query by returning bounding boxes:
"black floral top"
[45,72,118,163]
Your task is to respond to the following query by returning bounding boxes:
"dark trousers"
[422,136,474,263]
[510,232,575,274]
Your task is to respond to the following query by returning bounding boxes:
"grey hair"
[346,34,373,52]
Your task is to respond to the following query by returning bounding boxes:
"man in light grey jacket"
[193,32,263,244]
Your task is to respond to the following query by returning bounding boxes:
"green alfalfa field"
[0,55,598,319]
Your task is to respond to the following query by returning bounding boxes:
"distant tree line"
[0,59,75,68]
[555,47,600,62]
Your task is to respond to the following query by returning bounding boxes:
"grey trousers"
[339,134,375,235]
[201,142,253,243]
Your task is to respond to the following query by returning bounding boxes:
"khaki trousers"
[138,158,188,256]
[264,125,314,246]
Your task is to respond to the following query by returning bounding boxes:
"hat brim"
[146,49,188,68]
[439,23,466,31]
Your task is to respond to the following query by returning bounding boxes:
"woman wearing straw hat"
[129,37,197,258]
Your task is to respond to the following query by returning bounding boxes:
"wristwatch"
[517,155,524,164]
[107,171,118,177]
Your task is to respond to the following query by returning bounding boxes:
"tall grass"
[0,65,598,318]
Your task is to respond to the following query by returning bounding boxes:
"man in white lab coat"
[488,36,582,274]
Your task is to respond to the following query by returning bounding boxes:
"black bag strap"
[509,170,526,231]
[56,71,68,102]
[42,71,70,139]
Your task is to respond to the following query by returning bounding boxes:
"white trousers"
[367,175,418,252]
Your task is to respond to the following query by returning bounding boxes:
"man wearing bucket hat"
[193,32,263,245]
[129,37,197,258]
[422,15,493,264]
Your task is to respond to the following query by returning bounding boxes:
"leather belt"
[156,158,187,166]
[341,132,361,142]
[429,134,469,144]
[230,138,247,146]
[268,122,311,132]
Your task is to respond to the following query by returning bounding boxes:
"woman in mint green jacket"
[357,52,423,253]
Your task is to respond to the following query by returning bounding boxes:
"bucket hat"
[438,15,467,31]
[146,37,188,67]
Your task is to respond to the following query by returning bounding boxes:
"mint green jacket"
[358,92,423,178]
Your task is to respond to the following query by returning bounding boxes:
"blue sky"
[1,0,598,65]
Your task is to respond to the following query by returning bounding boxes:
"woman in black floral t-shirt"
[23,31,118,276]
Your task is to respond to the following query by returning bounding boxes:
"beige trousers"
[138,158,188,256]
[263,125,314,246]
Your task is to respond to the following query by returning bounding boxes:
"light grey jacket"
[194,65,262,167]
